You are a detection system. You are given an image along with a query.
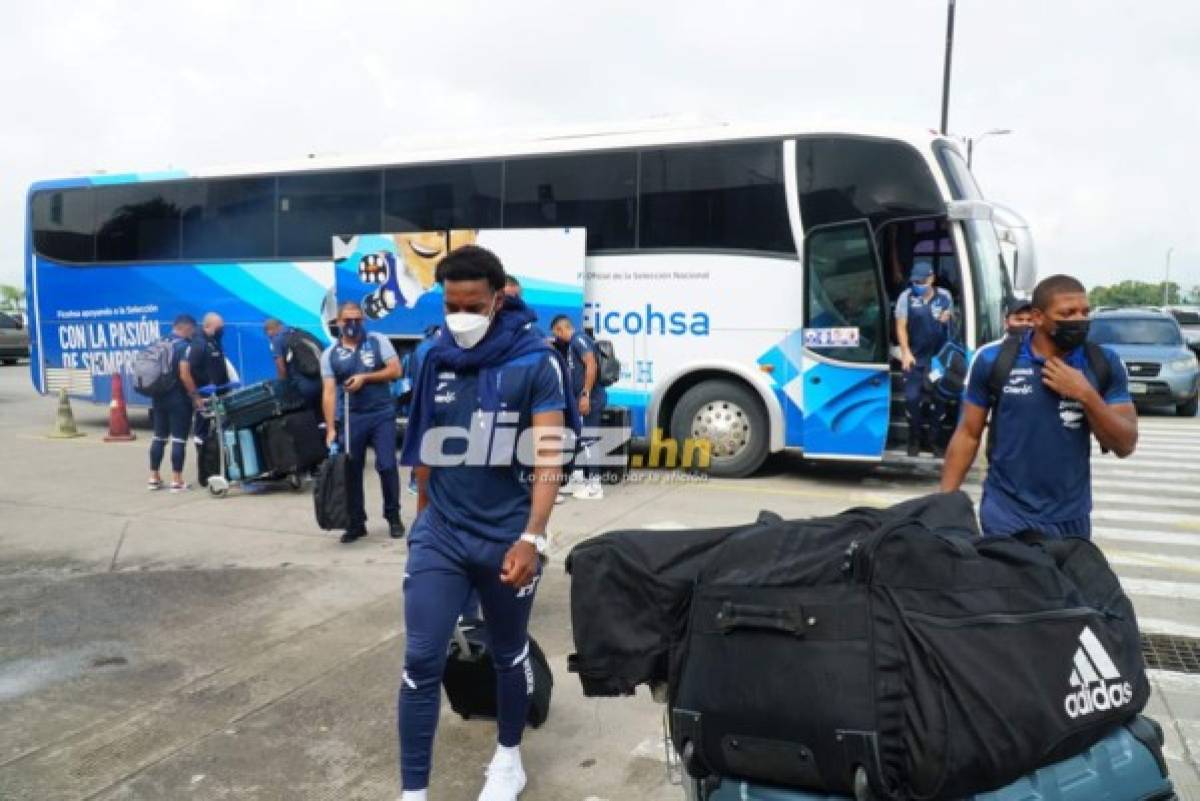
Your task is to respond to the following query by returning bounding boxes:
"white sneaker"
[477,759,526,801]
[572,479,604,501]
[558,471,584,495]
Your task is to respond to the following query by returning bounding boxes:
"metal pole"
[967,137,974,168]
[940,0,957,134]
[1164,247,1174,306]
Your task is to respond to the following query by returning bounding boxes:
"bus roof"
[31,117,958,190]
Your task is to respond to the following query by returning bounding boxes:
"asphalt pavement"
[0,361,1197,800]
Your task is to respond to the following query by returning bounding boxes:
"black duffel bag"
[566,511,782,697]
[670,491,1148,801]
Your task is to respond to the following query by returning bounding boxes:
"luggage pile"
[566,493,1175,801]
[200,380,325,496]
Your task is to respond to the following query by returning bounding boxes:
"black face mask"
[1049,319,1090,351]
[209,327,224,343]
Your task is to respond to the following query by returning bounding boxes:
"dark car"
[0,311,30,364]
[1169,306,1200,358]
[1090,308,1199,416]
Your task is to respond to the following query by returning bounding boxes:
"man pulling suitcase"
[320,301,404,543]
[398,245,577,801]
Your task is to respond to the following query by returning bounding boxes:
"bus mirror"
[991,203,1038,292]
[945,200,993,221]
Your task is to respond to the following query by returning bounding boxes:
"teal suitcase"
[687,716,1175,801]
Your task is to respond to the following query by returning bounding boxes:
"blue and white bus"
[25,120,1034,476]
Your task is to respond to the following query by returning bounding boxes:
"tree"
[0,284,24,313]
[1089,280,1181,307]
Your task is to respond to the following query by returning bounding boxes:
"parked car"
[1090,308,1199,416]
[0,311,30,364]
[1168,306,1200,358]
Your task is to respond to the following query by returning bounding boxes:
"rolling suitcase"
[258,410,326,474]
[222,379,305,429]
[222,427,262,481]
[314,403,350,530]
[687,716,1175,801]
[598,405,631,485]
[443,618,553,728]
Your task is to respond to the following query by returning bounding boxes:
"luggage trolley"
[198,381,307,497]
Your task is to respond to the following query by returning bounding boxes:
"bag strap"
[1084,342,1112,396]
[984,334,1022,460]
[343,388,350,442]
[986,334,1022,401]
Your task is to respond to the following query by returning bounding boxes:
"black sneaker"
[932,442,947,458]
[387,518,405,539]
[906,438,920,457]
[340,527,367,544]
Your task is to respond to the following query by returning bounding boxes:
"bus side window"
[803,221,887,364]
[503,153,635,251]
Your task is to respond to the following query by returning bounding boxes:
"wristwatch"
[519,533,548,555]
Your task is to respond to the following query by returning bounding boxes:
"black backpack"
[286,329,324,379]
[594,339,621,386]
[985,335,1112,457]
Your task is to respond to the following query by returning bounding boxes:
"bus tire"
[670,380,769,478]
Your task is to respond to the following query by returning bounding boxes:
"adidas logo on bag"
[1063,627,1134,719]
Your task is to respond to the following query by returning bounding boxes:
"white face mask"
[444,297,497,349]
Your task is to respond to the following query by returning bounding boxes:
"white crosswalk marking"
[1029,417,1200,642]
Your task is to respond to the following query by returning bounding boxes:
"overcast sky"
[2,0,1197,293]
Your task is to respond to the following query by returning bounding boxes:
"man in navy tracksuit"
[147,314,197,492]
[183,312,231,450]
[320,302,404,543]
[399,246,574,801]
[265,318,323,412]
[941,274,1138,537]
[895,258,954,456]
[550,314,606,500]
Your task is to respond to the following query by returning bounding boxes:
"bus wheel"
[670,380,768,478]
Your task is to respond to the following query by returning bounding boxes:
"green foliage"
[0,284,24,312]
[1088,280,1195,308]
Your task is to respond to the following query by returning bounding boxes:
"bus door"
[799,221,891,459]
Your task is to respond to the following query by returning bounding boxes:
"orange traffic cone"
[48,388,85,439]
[105,372,136,442]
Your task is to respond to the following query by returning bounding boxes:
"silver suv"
[0,312,29,365]
[1090,308,1199,417]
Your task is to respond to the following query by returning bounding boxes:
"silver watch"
[519,533,548,555]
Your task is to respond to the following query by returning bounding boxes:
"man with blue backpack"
[941,274,1138,538]
[139,314,197,493]
[320,301,404,543]
[895,258,954,456]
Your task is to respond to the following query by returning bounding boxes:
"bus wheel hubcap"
[691,401,751,459]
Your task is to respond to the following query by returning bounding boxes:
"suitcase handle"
[716,601,807,637]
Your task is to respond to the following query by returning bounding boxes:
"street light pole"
[1164,247,1174,306]
[940,0,957,134]
[966,129,1013,168]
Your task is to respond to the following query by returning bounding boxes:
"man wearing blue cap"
[895,258,954,456]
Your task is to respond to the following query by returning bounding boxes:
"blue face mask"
[341,319,364,340]
[911,282,930,297]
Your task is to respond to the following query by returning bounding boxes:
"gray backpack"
[133,338,178,396]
